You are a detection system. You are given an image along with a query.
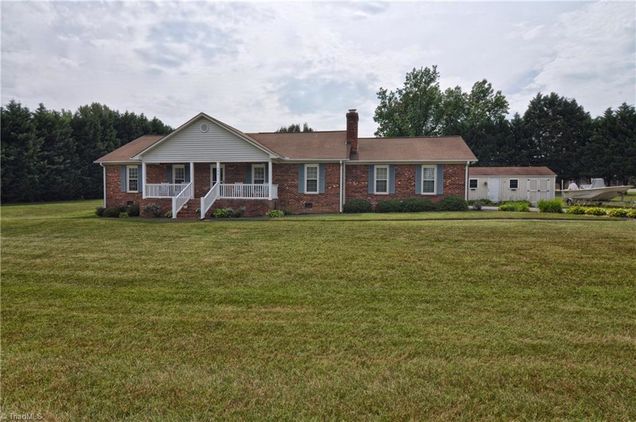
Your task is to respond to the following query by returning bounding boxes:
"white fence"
[146,183,189,198]
[219,183,278,199]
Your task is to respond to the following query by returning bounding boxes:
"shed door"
[487,178,500,202]
[539,178,551,201]
[527,179,538,204]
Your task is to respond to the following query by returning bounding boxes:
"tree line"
[1,102,172,203]
[374,66,636,184]
[275,123,314,133]
[1,67,634,203]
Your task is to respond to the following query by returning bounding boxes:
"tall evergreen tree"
[522,93,593,180]
[32,104,79,200]
[1,100,171,202]
[583,104,636,184]
[1,101,43,202]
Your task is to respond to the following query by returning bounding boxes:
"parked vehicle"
[562,178,633,205]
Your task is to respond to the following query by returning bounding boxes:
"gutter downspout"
[464,161,469,201]
[100,163,106,207]
[339,160,344,213]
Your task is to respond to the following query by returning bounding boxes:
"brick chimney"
[346,109,359,154]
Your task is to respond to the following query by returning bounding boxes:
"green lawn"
[2,201,635,420]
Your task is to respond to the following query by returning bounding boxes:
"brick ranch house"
[95,109,477,218]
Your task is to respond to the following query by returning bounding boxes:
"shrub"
[164,210,172,219]
[102,207,121,218]
[375,199,403,213]
[538,199,563,213]
[469,198,495,206]
[402,197,437,212]
[471,200,483,211]
[499,201,529,212]
[143,204,163,218]
[213,208,232,218]
[438,196,468,211]
[95,207,105,217]
[267,210,285,218]
[567,205,586,215]
[231,207,246,218]
[343,199,372,213]
[498,203,516,212]
[584,207,606,216]
[126,203,140,217]
[607,208,629,218]
[627,209,636,219]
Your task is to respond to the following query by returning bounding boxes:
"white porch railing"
[146,183,189,198]
[200,182,220,219]
[219,183,278,199]
[171,182,193,219]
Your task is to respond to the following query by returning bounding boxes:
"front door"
[487,178,500,203]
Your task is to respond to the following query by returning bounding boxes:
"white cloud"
[1,1,634,136]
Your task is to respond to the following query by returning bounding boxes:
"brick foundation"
[210,199,275,218]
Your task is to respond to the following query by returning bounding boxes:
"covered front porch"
[141,161,277,218]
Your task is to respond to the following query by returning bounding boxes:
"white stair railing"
[200,182,220,219]
[171,182,193,219]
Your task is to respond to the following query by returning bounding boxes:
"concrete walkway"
[477,206,540,212]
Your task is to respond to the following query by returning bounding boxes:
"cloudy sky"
[2,1,635,136]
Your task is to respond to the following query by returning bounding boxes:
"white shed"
[468,167,557,204]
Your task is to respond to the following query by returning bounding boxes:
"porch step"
[176,199,200,219]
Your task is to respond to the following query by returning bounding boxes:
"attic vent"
[200,123,209,133]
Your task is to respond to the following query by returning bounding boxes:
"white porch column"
[268,160,273,200]
[216,161,221,186]
[190,161,194,198]
[142,161,147,199]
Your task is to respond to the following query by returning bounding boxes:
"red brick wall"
[106,162,466,217]
[273,163,341,214]
[194,163,211,197]
[210,199,274,218]
[345,164,466,206]
[104,165,141,208]
[443,164,466,199]
[139,198,172,217]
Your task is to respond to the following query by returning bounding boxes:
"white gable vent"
[200,123,209,133]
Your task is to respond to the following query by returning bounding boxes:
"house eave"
[132,112,281,160]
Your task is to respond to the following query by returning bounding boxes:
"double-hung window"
[252,164,265,184]
[305,164,319,194]
[509,179,519,190]
[469,179,478,190]
[211,164,225,185]
[173,165,185,184]
[421,165,436,194]
[127,165,139,193]
[375,165,389,194]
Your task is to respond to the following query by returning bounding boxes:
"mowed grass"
[1,201,635,420]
